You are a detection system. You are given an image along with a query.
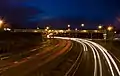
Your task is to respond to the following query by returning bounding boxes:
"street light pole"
[81,24,84,30]
[67,24,70,31]
[107,26,114,50]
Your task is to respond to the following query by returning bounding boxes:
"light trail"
[71,40,88,76]
[93,42,120,75]
[54,37,120,76]
[79,39,114,76]
[80,40,98,76]
[64,38,87,76]
[79,39,120,76]
[55,37,97,76]
[75,39,88,52]
[90,44,102,76]
[81,40,102,76]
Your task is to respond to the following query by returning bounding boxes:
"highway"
[54,37,120,76]
[0,37,120,76]
[27,39,83,76]
[0,39,71,76]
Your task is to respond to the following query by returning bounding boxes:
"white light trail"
[54,37,97,76]
[93,42,120,75]
[76,40,88,52]
[82,41,102,76]
[71,40,88,76]
[83,42,97,76]
[64,38,87,76]
[80,39,120,76]
[54,37,120,76]
[90,44,102,76]
[74,38,102,76]
[79,39,114,76]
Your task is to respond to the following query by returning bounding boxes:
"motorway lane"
[74,40,112,76]
[0,39,59,74]
[0,39,53,66]
[93,40,120,70]
[73,43,94,76]
[27,41,82,76]
[55,37,120,76]
[0,39,70,76]
[1,36,119,76]
[73,38,120,76]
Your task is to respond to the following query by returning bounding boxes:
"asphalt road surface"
[0,39,70,76]
[54,37,120,76]
[0,37,120,76]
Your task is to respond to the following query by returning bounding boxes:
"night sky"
[0,0,120,29]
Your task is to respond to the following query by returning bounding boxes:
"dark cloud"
[0,0,43,28]
[0,0,120,28]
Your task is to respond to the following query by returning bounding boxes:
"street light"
[46,26,49,30]
[107,26,113,31]
[0,20,3,28]
[107,26,114,50]
[75,28,78,31]
[81,24,84,27]
[98,25,103,29]
[68,24,70,27]
[67,24,71,31]
[37,27,39,29]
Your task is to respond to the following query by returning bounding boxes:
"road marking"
[99,45,120,76]
[89,43,102,76]
[30,49,37,52]
[54,37,91,76]
[55,37,120,76]
[80,39,114,76]
[36,53,39,56]
[82,41,97,76]
[109,52,120,64]
[54,37,120,76]
[27,56,31,59]
[82,39,120,76]
[71,40,87,76]
[14,61,19,64]
[64,39,86,76]
[0,56,9,60]
[79,39,102,76]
